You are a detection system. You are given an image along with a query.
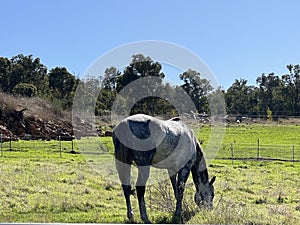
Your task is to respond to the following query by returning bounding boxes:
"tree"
[225,79,258,115]
[112,54,166,115]
[0,57,11,92]
[267,107,272,121]
[9,54,48,94]
[116,54,165,92]
[256,73,284,116]
[102,67,120,91]
[282,64,300,115]
[49,67,76,98]
[179,69,213,113]
[48,67,76,108]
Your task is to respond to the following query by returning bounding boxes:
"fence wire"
[216,142,300,162]
[0,136,299,162]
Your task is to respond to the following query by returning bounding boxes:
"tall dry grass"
[0,91,71,123]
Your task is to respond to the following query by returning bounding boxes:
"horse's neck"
[198,158,209,185]
[193,142,209,190]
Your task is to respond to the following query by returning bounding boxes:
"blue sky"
[1,0,299,89]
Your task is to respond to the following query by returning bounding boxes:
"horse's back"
[113,114,158,166]
[113,114,197,170]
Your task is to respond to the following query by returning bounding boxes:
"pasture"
[0,123,300,224]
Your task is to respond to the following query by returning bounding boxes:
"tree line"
[226,65,300,118]
[0,54,78,109]
[0,53,299,118]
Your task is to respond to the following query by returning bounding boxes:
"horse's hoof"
[127,212,135,223]
[141,216,151,224]
[171,215,182,224]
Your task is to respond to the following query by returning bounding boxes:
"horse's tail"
[112,129,130,164]
[113,129,136,194]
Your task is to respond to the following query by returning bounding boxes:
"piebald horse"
[112,114,215,223]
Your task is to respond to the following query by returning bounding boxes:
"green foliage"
[179,69,213,113]
[48,67,78,109]
[226,66,300,117]
[225,79,258,115]
[116,54,165,92]
[49,67,76,98]
[1,53,300,117]
[7,54,48,94]
[12,83,37,97]
[130,97,178,116]
[0,55,79,109]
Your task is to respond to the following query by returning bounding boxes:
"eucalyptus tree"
[1,54,48,95]
[225,79,258,115]
[256,73,284,116]
[179,69,213,113]
[282,64,300,115]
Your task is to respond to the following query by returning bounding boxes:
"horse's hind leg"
[122,184,134,222]
[136,166,151,223]
[116,160,134,222]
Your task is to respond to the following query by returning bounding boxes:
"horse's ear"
[209,176,216,185]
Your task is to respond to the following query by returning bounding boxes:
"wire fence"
[0,135,299,163]
[215,139,300,163]
[0,135,76,158]
[0,135,112,159]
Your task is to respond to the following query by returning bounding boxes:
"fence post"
[292,145,295,165]
[257,138,260,159]
[71,139,74,152]
[59,136,62,158]
[9,136,12,151]
[230,143,234,165]
[0,133,2,157]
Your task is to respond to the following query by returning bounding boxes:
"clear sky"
[1,0,299,89]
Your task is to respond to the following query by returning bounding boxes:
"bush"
[13,83,37,97]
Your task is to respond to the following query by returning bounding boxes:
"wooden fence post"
[59,136,62,158]
[257,138,260,159]
[230,143,234,165]
[71,139,74,152]
[9,136,12,151]
[292,145,295,165]
[0,133,2,157]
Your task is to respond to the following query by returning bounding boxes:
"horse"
[112,114,216,223]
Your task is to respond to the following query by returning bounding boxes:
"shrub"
[13,83,37,97]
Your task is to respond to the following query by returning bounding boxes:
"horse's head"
[194,176,216,209]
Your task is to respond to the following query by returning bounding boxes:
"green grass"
[189,160,300,225]
[194,123,300,160]
[0,124,300,224]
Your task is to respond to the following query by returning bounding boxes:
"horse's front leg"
[168,170,178,199]
[136,166,151,223]
[174,167,190,218]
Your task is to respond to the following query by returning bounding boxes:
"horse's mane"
[169,117,181,121]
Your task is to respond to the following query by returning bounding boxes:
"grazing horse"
[112,114,216,223]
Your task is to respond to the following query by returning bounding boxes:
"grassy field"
[195,123,300,161]
[0,123,300,224]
